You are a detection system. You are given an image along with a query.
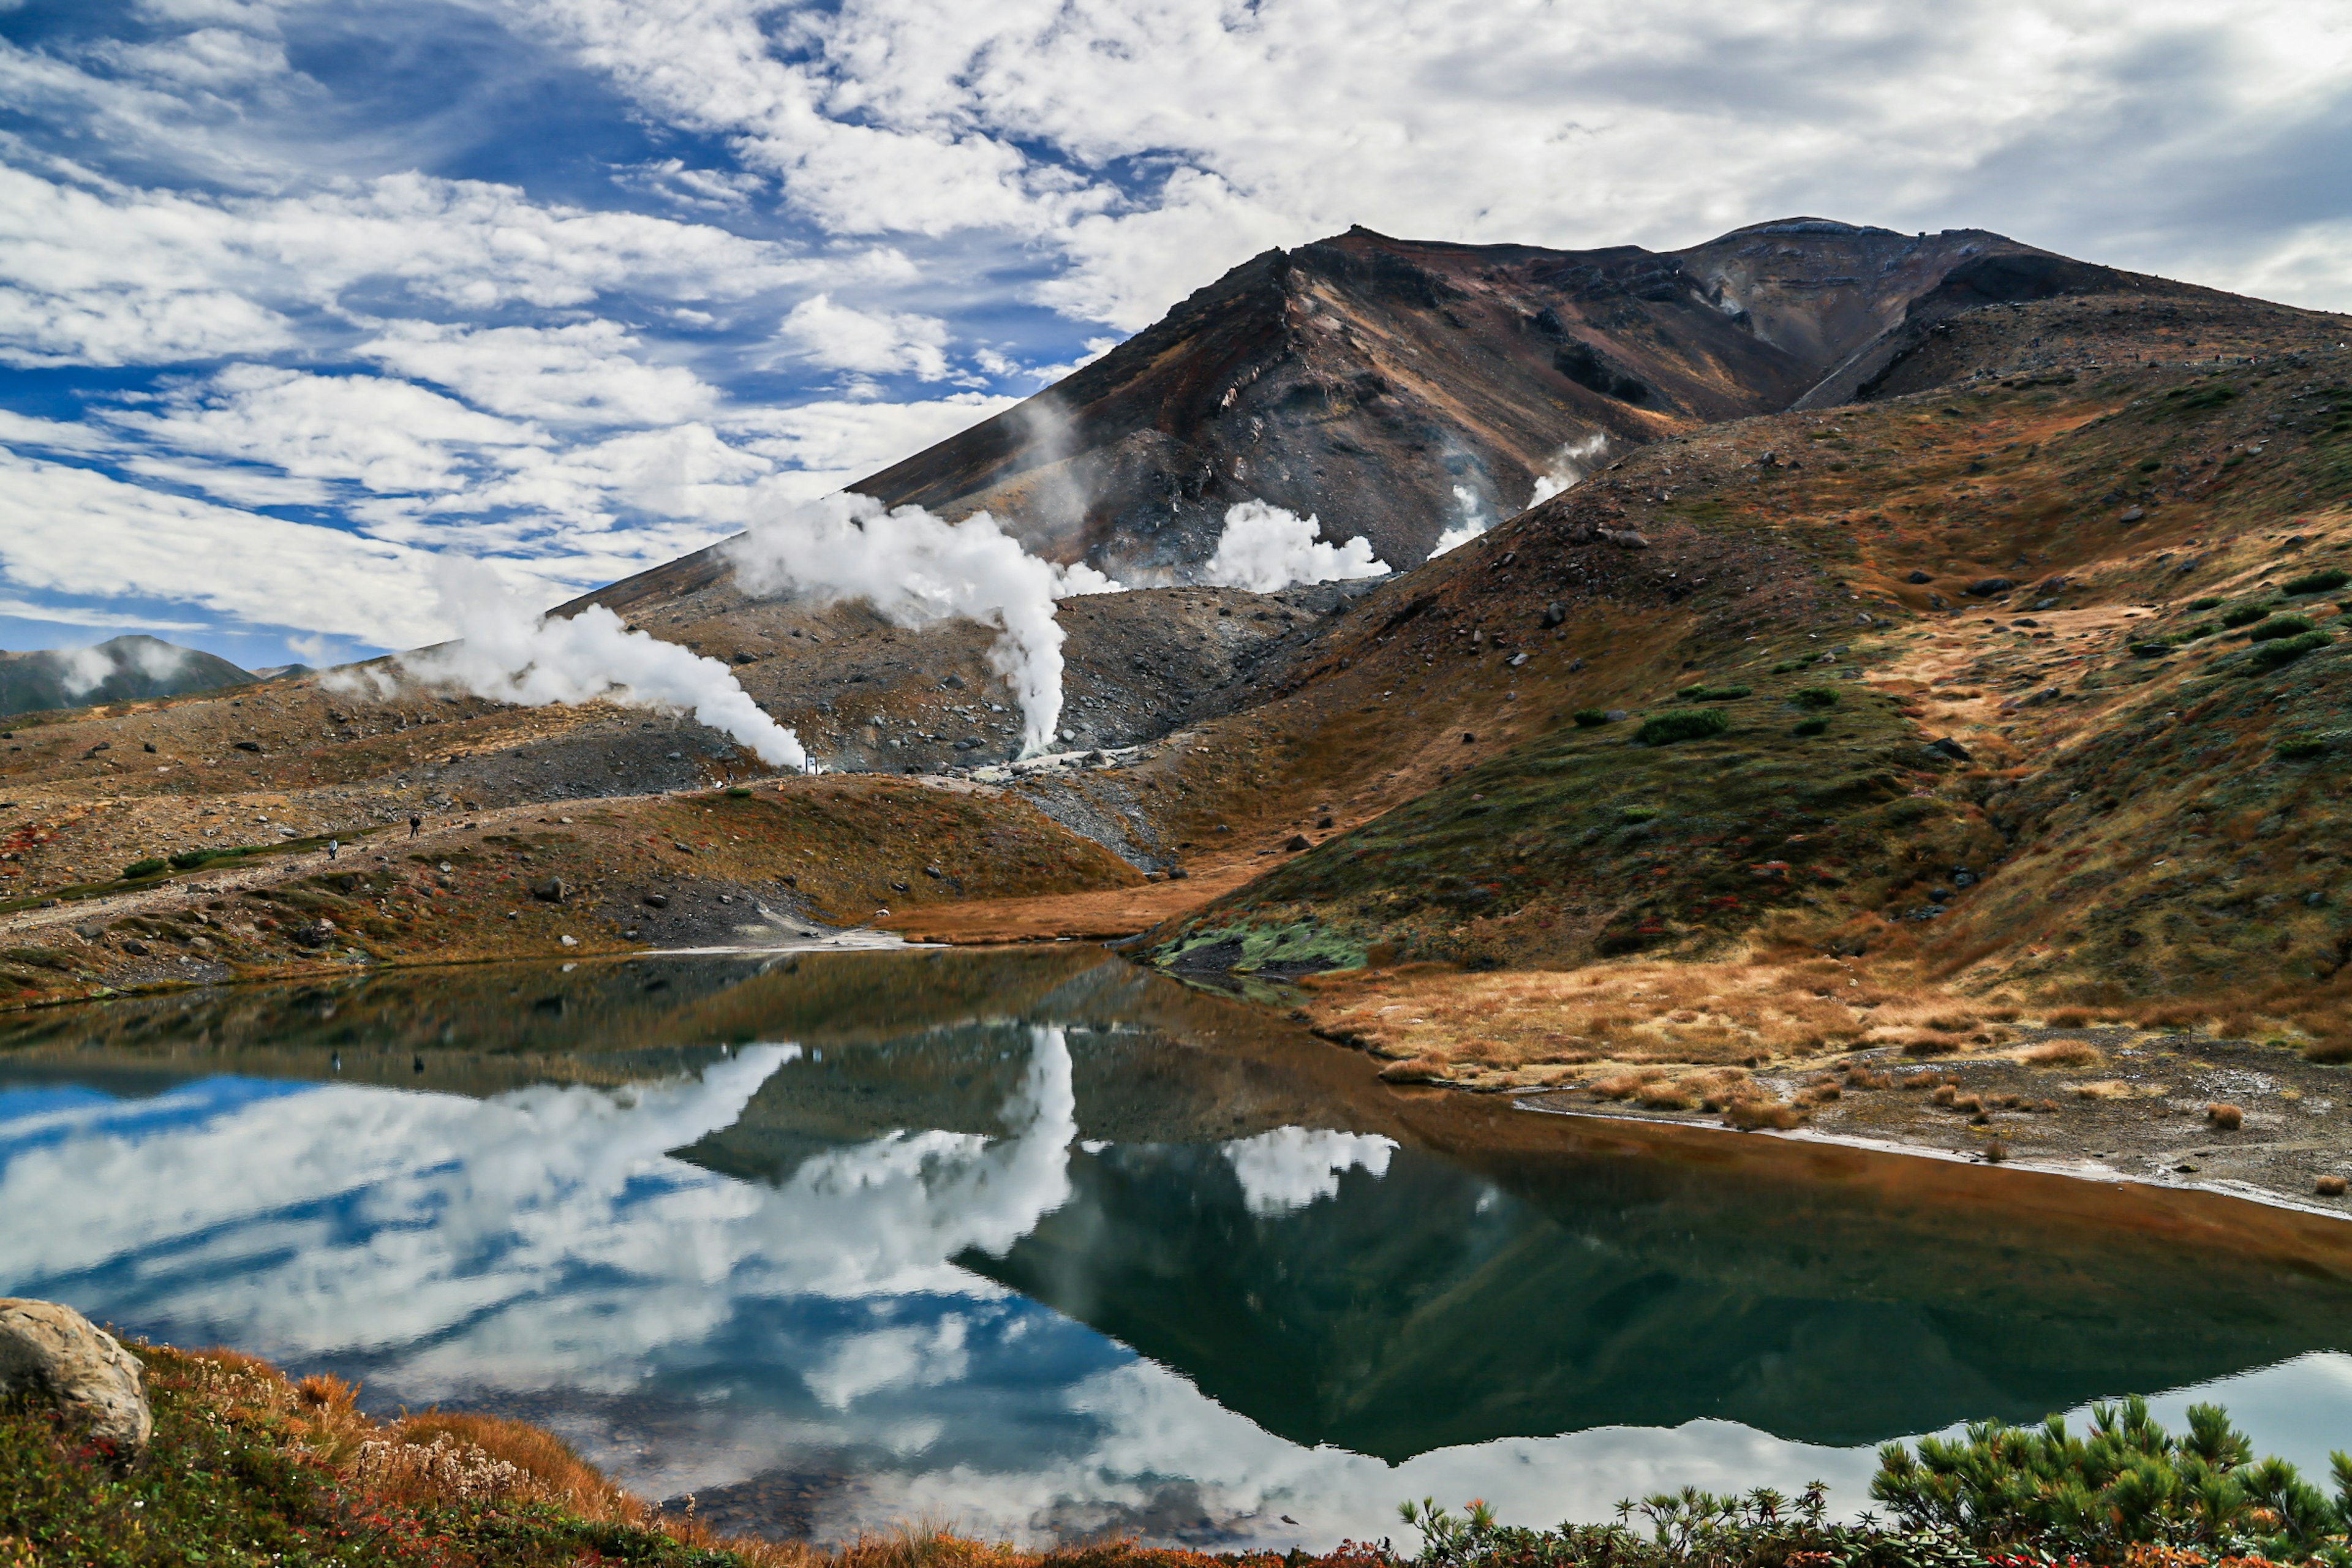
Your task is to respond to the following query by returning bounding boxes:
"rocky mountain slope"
[575,219,2247,615]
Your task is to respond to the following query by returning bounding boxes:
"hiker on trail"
[409,814,422,839]
[327,838,338,861]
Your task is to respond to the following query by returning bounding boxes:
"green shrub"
[1672,684,1750,701]
[121,858,168,880]
[2127,641,2173,658]
[1572,709,1614,728]
[2249,614,2314,643]
[1635,709,1730,745]
[1793,718,1830,737]
[1872,1395,2352,1561]
[2176,622,2217,641]
[1618,805,1660,823]
[2278,735,2332,760]
[2178,384,2236,410]
[2186,596,2223,611]
[726,785,752,797]
[1789,687,1841,710]
[2136,457,2162,471]
[168,845,255,871]
[2283,567,2350,595]
[2223,603,2273,628]
[2252,631,2331,671]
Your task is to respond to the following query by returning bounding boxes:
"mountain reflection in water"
[4,949,2352,1547]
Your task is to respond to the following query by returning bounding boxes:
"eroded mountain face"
[575,219,2156,619]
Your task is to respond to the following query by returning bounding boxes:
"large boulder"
[0,1299,152,1453]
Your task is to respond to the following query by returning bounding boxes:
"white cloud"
[527,0,2352,323]
[360,320,722,426]
[778,292,954,380]
[724,392,1014,497]
[1221,1127,1397,1218]
[0,162,815,368]
[0,449,445,645]
[97,26,293,89]
[108,365,545,493]
[0,596,208,631]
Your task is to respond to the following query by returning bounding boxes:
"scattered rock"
[642,892,669,908]
[530,878,568,903]
[0,1299,151,1454]
[1509,652,1529,667]
[1965,578,2016,598]
[1283,834,1312,852]
[1906,570,1933,584]
[233,740,262,753]
[1926,737,1972,761]
[119,939,149,957]
[1540,603,1566,627]
[1461,731,1476,744]
[141,742,156,753]
[2120,505,2146,523]
[922,865,943,879]
[290,922,335,948]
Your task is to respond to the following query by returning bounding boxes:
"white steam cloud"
[400,559,807,769]
[55,636,190,696]
[1528,432,1613,508]
[728,491,1117,756]
[1199,500,1388,593]
[58,645,117,696]
[1427,484,1496,559]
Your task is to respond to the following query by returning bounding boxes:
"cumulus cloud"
[0,162,812,368]
[108,365,544,493]
[778,293,954,381]
[0,450,444,646]
[1199,500,1387,592]
[360,321,722,426]
[527,0,2352,325]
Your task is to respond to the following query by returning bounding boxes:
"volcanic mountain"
[574,217,2226,620]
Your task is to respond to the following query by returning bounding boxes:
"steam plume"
[728,491,1111,755]
[59,645,116,697]
[1528,432,1611,508]
[1426,484,1496,559]
[402,559,807,769]
[1200,500,1387,592]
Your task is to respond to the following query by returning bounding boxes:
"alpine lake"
[7,946,2352,1548]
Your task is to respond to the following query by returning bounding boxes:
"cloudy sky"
[1,0,2347,668]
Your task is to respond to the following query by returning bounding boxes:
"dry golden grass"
[2072,1079,2134,1101]
[2018,1039,2104,1069]
[1299,956,2021,1087]
[2318,1174,2348,1197]
[2045,1008,2097,1028]
[2207,1102,2245,1131]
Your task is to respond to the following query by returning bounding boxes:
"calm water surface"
[6,949,2352,1547]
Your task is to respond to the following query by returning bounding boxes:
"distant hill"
[0,635,254,718]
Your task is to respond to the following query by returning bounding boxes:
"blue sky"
[2,0,2348,671]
